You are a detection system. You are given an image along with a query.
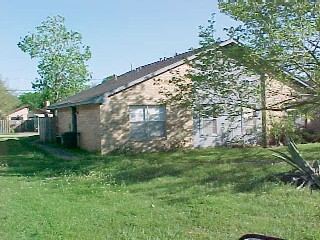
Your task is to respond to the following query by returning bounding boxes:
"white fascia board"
[219,39,238,47]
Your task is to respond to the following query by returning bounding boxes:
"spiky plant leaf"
[284,140,315,178]
[271,150,303,172]
[272,139,320,188]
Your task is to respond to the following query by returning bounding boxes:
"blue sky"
[0,0,238,92]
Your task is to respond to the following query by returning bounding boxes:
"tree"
[18,15,91,104]
[159,16,261,118]
[0,77,19,118]
[164,3,320,114]
[18,92,45,109]
[159,4,320,147]
[218,3,320,112]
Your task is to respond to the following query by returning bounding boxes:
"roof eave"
[47,94,106,110]
[106,54,197,97]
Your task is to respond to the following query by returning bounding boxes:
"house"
[6,105,52,132]
[6,105,31,120]
[6,104,51,120]
[48,40,297,154]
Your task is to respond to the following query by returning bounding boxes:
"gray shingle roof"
[48,50,197,109]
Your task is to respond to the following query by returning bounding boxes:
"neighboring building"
[48,41,300,154]
[6,105,52,132]
[7,105,51,120]
[6,105,31,120]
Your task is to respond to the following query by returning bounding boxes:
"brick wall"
[100,64,193,154]
[266,78,296,112]
[77,104,101,152]
[56,108,72,134]
[56,105,101,152]
[265,78,297,124]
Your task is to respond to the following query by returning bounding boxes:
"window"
[11,115,22,120]
[129,105,166,140]
[200,118,217,136]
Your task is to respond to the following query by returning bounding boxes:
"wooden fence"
[39,117,56,142]
[0,120,35,133]
[0,120,11,133]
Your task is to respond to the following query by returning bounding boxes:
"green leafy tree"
[18,15,92,103]
[161,4,320,146]
[0,78,19,118]
[219,2,320,111]
[18,92,45,109]
[164,3,320,114]
[160,16,261,117]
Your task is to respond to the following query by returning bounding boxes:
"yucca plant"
[272,139,320,189]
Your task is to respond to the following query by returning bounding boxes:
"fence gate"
[39,117,56,142]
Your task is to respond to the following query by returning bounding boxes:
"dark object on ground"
[239,233,285,240]
[61,132,77,148]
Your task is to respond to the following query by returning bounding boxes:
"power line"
[7,89,36,92]
[5,78,104,82]
[5,78,104,92]
[6,80,103,92]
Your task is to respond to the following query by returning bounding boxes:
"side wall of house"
[266,78,296,117]
[56,108,72,134]
[77,104,101,152]
[265,78,300,144]
[193,112,263,148]
[265,78,297,124]
[7,108,29,120]
[56,105,101,152]
[100,64,193,154]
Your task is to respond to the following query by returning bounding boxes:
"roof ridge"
[116,48,195,79]
[48,47,203,109]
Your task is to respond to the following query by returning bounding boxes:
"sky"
[0,0,239,93]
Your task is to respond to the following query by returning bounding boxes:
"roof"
[48,39,238,110]
[7,104,50,116]
[48,50,199,109]
[7,105,30,115]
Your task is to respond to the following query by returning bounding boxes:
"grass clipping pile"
[272,139,320,190]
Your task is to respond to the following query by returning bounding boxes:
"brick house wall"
[265,78,296,117]
[77,104,101,152]
[56,105,101,152]
[54,65,305,153]
[265,77,298,130]
[100,64,193,154]
[56,108,72,134]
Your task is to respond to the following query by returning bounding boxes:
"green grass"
[1,137,320,239]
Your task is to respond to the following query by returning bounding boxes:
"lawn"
[0,137,320,239]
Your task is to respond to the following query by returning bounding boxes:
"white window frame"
[129,105,166,140]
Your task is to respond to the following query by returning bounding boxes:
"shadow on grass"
[0,137,103,177]
[203,164,283,193]
[115,156,284,201]
[111,157,198,184]
[0,137,286,200]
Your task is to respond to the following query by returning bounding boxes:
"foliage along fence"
[39,117,56,142]
[0,120,35,133]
